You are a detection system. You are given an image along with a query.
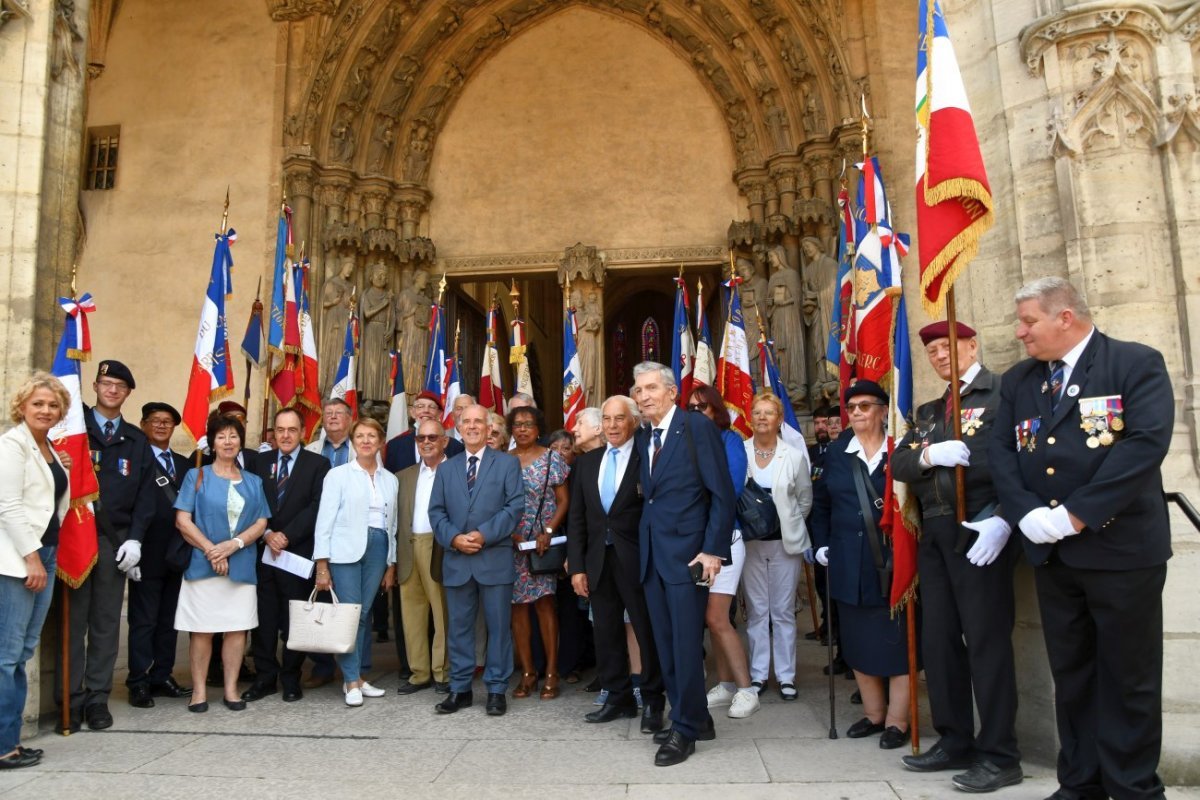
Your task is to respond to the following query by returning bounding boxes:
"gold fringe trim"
[918,182,994,319]
[68,491,99,511]
[66,349,92,362]
[889,577,920,619]
[56,552,98,589]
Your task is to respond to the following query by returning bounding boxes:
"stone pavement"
[4,637,1195,799]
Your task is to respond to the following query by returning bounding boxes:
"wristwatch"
[544,526,554,535]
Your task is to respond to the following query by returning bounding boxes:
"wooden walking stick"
[802,561,820,637]
[825,558,837,740]
[60,582,71,735]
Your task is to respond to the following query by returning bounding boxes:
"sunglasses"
[846,401,885,413]
[415,434,442,443]
[687,402,710,412]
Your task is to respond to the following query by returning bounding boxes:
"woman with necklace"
[740,392,812,702]
[174,414,269,712]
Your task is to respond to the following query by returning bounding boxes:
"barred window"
[85,126,120,190]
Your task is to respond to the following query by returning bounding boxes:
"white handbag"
[286,588,362,654]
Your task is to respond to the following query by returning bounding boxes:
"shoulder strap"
[848,455,891,597]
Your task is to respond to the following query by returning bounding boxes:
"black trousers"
[125,570,183,688]
[918,515,1020,768]
[590,544,663,707]
[249,563,312,692]
[1036,557,1167,800]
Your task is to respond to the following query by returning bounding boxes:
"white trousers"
[742,539,802,684]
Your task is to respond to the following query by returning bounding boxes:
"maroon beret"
[918,320,977,346]
[414,390,444,410]
[217,400,247,416]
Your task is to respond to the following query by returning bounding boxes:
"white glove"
[115,540,142,572]
[127,566,142,582]
[815,546,829,566]
[922,440,971,468]
[962,516,1012,566]
[1046,505,1081,539]
[1018,507,1058,544]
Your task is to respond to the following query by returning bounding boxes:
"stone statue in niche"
[383,56,420,118]
[801,236,839,384]
[726,100,759,169]
[731,34,774,98]
[360,262,396,402]
[329,105,357,164]
[396,267,432,396]
[764,245,807,408]
[737,257,767,379]
[762,90,792,153]
[366,113,397,173]
[773,22,812,86]
[345,50,379,110]
[572,286,603,403]
[801,84,827,137]
[403,119,433,182]
[320,254,357,394]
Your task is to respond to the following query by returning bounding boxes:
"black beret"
[141,402,181,425]
[843,379,889,407]
[96,359,135,389]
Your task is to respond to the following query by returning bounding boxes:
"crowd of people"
[0,278,1173,799]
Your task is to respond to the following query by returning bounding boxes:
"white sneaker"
[706,684,735,708]
[360,681,385,698]
[727,688,761,719]
[344,687,363,707]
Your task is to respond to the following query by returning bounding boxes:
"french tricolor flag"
[562,305,586,430]
[181,229,237,449]
[716,277,754,438]
[693,279,717,388]
[915,0,994,317]
[479,304,505,414]
[330,307,359,419]
[671,276,695,408]
[385,351,409,446]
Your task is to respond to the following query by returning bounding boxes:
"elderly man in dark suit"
[567,394,665,733]
[991,277,1172,800]
[385,390,464,472]
[428,404,524,717]
[242,407,331,703]
[124,401,193,709]
[632,361,735,767]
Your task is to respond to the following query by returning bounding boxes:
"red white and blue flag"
[758,337,807,455]
[268,205,300,406]
[916,0,993,316]
[829,183,858,425]
[882,291,919,612]
[423,302,453,423]
[330,306,359,419]
[480,303,505,414]
[671,276,696,407]
[385,351,409,445]
[510,315,533,399]
[181,228,237,449]
[49,294,100,587]
[716,277,754,438]
[693,279,717,388]
[294,257,323,438]
[562,304,586,430]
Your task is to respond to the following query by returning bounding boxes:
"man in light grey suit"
[428,404,524,717]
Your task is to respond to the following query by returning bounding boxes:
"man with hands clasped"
[891,321,1022,794]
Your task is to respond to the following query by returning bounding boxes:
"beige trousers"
[400,534,449,683]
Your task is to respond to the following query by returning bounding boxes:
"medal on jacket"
[959,407,984,437]
[117,457,131,476]
[1078,395,1123,448]
[1015,417,1040,453]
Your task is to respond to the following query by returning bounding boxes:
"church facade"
[2,0,1198,780]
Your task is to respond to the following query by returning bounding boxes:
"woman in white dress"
[174,414,269,713]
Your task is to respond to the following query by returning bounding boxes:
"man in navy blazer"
[991,277,1172,800]
[428,404,524,717]
[632,362,735,767]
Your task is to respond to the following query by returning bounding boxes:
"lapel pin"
[1067,385,1080,398]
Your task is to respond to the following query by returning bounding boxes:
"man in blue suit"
[428,404,524,717]
[632,361,735,766]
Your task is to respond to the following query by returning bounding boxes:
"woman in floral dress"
[507,406,570,700]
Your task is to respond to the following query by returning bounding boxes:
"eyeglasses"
[687,402,709,412]
[415,434,442,443]
[846,401,885,413]
[96,379,129,392]
[511,421,536,429]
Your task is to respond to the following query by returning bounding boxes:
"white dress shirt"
[1056,326,1096,389]
[956,361,982,393]
[411,456,445,534]
[348,459,386,529]
[646,404,677,472]
[597,437,635,496]
[846,434,885,473]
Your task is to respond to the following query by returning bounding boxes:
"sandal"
[540,673,560,700]
[513,672,537,699]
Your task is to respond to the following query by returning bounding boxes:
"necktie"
[943,380,963,428]
[1048,361,1065,411]
[277,453,291,499]
[103,420,115,442]
[160,452,175,480]
[651,428,663,470]
[600,448,619,513]
[466,455,478,493]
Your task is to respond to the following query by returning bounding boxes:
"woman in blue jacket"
[810,380,915,749]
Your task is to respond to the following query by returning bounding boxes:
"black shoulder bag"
[849,456,892,599]
[738,477,780,541]
[529,455,567,575]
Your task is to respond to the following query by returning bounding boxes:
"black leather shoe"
[654,730,696,767]
[879,726,910,749]
[846,717,885,738]
[435,691,474,714]
[901,743,973,772]
[485,692,507,716]
[150,677,192,698]
[0,750,40,770]
[18,747,43,758]
[952,761,1024,793]
[653,716,715,744]
[240,683,277,702]
[850,689,862,704]
[223,698,247,711]
[187,701,208,713]
[396,679,432,695]
[640,702,665,733]
[281,689,303,702]
[586,703,638,723]
[84,703,113,730]
[653,727,672,744]
[434,681,450,694]
[128,684,155,709]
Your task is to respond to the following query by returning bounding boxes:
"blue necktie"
[1049,360,1065,411]
[276,453,291,500]
[103,420,115,442]
[466,455,478,493]
[651,428,663,471]
[600,448,619,513]
[160,452,175,480]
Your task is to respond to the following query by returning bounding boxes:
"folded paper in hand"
[517,535,568,552]
[263,548,315,579]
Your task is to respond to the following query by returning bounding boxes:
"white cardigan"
[313,460,398,565]
[743,436,813,555]
[0,423,70,578]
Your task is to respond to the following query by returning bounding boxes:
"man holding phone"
[631,362,735,767]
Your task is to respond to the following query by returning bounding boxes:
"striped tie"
[651,429,663,471]
[1048,361,1065,412]
[160,452,175,480]
[276,453,291,500]
[466,455,478,493]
